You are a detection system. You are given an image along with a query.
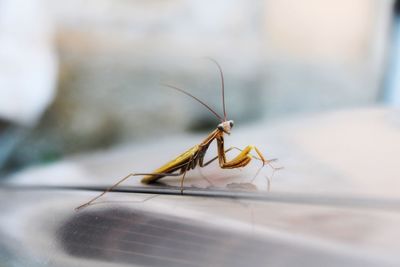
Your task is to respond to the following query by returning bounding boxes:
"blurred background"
[2,1,400,267]
[0,0,398,174]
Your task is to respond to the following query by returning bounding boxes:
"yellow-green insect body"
[141,144,201,184]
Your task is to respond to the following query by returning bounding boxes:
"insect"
[76,59,279,211]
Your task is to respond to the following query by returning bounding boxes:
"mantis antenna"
[204,57,227,121]
[161,58,228,122]
[160,83,224,122]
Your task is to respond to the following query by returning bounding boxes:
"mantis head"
[218,120,234,135]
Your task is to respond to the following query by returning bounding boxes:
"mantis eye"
[229,121,234,128]
[218,125,224,131]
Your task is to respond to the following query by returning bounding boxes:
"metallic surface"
[0,186,399,267]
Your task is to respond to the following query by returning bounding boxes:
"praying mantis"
[76,59,280,210]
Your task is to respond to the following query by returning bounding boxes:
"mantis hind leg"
[75,170,186,211]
